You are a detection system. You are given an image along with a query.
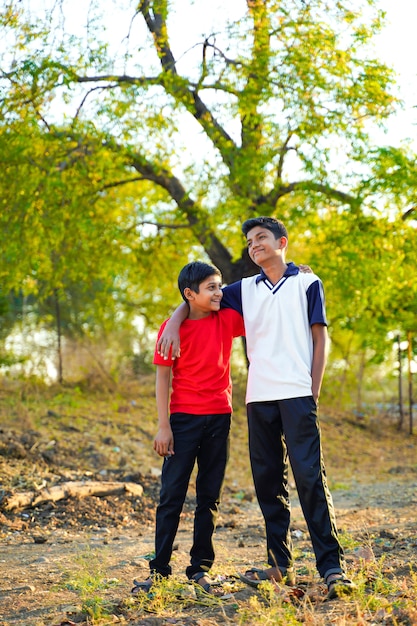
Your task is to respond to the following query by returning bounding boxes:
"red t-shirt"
[153,308,245,415]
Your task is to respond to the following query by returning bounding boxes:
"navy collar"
[255,261,299,284]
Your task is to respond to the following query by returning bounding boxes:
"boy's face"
[246,226,286,266]
[186,274,223,314]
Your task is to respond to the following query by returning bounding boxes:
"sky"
[372,0,417,146]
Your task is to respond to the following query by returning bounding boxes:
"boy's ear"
[183,287,194,301]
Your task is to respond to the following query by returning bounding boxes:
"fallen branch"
[3,480,144,511]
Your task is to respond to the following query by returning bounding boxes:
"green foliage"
[237,592,300,625]
[61,547,118,621]
[0,291,26,367]
[291,206,417,406]
[0,0,416,397]
[128,574,232,613]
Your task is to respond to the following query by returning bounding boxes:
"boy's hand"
[157,325,181,359]
[153,426,175,457]
[299,264,313,273]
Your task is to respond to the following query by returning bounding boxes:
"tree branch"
[4,481,143,511]
[277,132,294,180]
[101,140,237,279]
[139,220,190,230]
[402,207,416,221]
[137,0,237,170]
[240,0,270,153]
[74,84,116,120]
[265,180,361,209]
[76,74,160,86]
[100,177,146,191]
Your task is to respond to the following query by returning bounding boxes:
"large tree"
[1,0,416,388]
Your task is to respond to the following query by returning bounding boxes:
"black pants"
[247,397,345,579]
[150,412,231,579]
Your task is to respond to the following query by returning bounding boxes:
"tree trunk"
[397,334,404,431]
[407,331,413,435]
[54,289,63,384]
[356,351,366,415]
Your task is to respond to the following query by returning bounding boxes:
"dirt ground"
[1,404,417,625]
[1,474,417,624]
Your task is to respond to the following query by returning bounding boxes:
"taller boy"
[159,217,354,599]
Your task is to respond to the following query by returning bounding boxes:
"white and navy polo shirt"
[221,262,327,403]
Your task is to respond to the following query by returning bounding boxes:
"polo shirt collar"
[255,261,298,284]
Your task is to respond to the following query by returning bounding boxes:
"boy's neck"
[259,258,288,285]
[188,307,211,320]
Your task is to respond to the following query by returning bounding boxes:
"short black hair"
[178,261,222,302]
[242,216,288,240]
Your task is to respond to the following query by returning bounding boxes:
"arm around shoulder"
[156,302,188,359]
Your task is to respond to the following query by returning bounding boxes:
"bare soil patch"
[1,383,416,625]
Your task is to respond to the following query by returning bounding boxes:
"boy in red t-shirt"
[132,261,244,595]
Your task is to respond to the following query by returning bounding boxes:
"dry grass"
[1,373,415,494]
[1,375,416,626]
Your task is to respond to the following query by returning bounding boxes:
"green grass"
[60,547,120,622]
[53,534,417,625]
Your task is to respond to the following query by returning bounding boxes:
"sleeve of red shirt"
[230,308,245,337]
